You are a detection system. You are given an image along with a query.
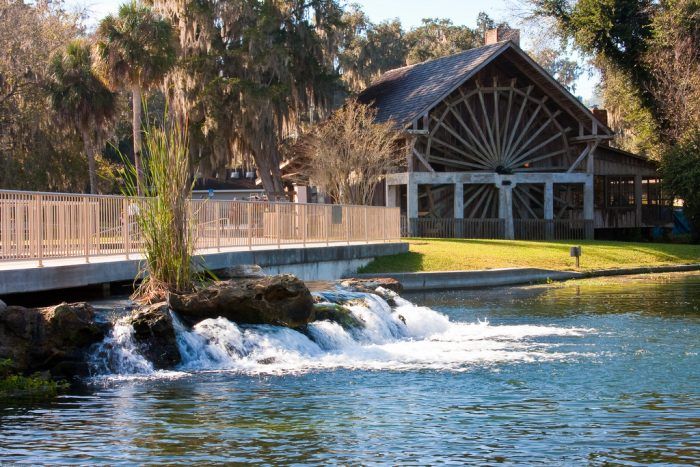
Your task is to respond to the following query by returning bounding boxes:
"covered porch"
[386,171,595,240]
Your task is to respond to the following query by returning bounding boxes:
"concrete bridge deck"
[0,241,408,295]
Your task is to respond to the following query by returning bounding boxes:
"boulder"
[216,264,266,279]
[0,302,106,377]
[340,278,404,295]
[311,303,365,330]
[168,274,314,328]
[126,303,181,369]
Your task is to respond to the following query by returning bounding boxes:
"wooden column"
[583,176,595,239]
[385,184,400,208]
[407,178,419,236]
[544,181,554,240]
[635,174,643,227]
[498,182,514,240]
[453,183,464,238]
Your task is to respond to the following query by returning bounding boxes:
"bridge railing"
[0,190,401,266]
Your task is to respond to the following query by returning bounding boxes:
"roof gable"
[357,41,612,136]
[357,42,508,127]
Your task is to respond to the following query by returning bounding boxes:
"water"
[2,273,700,464]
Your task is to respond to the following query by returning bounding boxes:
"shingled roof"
[357,42,509,127]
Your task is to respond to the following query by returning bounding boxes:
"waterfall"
[89,288,592,379]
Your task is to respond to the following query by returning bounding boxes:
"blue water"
[2,273,700,464]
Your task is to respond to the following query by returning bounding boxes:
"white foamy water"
[90,288,593,379]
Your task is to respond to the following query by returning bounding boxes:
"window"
[606,177,635,207]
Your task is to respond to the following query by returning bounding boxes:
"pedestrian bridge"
[0,190,405,295]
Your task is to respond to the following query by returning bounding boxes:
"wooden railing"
[0,190,401,265]
[513,219,593,240]
[402,217,505,239]
[402,216,593,240]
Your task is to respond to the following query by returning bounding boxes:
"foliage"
[404,18,481,65]
[47,39,117,194]
[154,0,345,198]
[527,46,582,93]
[0,0,101,192]
[118,109,197,302]
[0,359,69,399]
[302,100,407,205]
[95,1,177,194]
[660,131,700,241]
[359,238,700,273]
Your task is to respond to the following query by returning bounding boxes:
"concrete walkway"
[0,241,408,295]
[357,263,700,291]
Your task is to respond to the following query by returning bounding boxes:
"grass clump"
[0,359,68,400]
[359,238,700,273]
[119,109,197,302]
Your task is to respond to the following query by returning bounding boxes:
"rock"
[0,302,106,377]
[217,264,266,279]
[312,303,365,330]
[340,278,404,295]
[0,299,6,313]
[126,303,181,370]
[168,274,314,328]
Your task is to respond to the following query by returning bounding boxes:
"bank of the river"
[359,239,700,273]
[357,264,700,291]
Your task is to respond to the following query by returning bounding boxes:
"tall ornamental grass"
[119,112,196,302]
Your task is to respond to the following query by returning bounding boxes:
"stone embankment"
[0,270,402,379]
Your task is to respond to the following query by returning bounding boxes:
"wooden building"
[358,29,671,240]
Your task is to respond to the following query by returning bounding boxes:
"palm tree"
[94,1,176,194]
[47,40,116,194]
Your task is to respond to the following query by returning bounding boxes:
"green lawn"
[359,238,700,273]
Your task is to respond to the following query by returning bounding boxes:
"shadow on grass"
[358,251,425,274]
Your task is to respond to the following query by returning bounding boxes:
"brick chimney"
[484,27,520,47]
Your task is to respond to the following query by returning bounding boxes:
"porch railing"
[402,216,593,240]
[0,190,401,265]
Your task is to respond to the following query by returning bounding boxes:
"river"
[1,273,699,464]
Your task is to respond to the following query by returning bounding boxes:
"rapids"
[89,287,592,378]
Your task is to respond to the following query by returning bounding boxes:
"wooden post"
[544,181,554,240]
[635,174,643,227]
[346,207,351,245]
[454,183,464,238]
[326,205,331,246]
[498,182,514,240]
[215,202,221,252]
[407,179,418,236]
[301,204,306,247]
[583,177,595,239]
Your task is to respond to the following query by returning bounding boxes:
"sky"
[66,0,597,100]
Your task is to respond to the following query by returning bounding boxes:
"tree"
[154,0,345,198]
[47,40,117,194]
[660,131,700,241]
[94,1,176,194]
[302,100,407,205]
[405,18,481,65]
[0,0,91,192]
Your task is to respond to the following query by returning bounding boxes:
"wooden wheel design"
[422,79,571,172]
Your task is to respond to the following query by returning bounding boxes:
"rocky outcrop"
[168,274,314,328]
[0,302,106,377]
[340,278,404,295]
[216,264,266,280]
[311,303,365,330]
[126,303,180,370]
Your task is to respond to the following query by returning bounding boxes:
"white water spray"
[90,288,593,378]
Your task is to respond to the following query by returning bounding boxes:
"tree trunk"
[132,85,144,195]
[81,128,97,194]
[252,150,286,200]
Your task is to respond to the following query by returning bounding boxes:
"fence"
[402,216,593,240]
[0,190,401,265]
